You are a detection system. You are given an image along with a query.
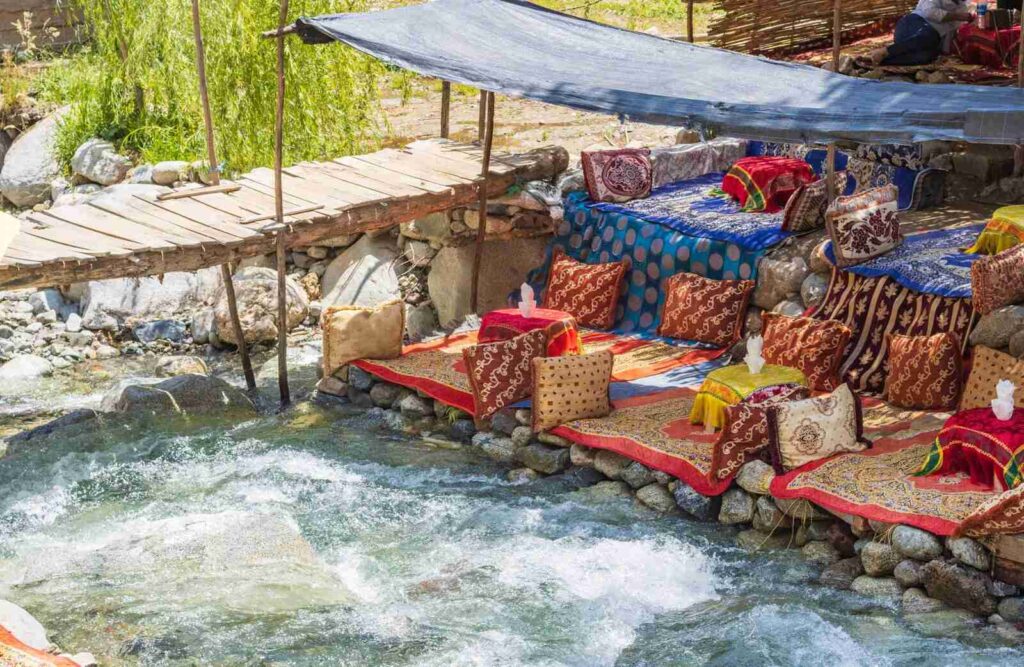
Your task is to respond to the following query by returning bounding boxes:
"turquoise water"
[0,364,1022,665]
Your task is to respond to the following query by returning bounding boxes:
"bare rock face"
[320,234,402,309]
[214,267,308,345]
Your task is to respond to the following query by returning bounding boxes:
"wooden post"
[478,89,487,142]
[470,91,495,313]
[190,0,256,391]
[832,0,842,72]
[825,143,838,204]
[687,0,694,43]
[440,81,451,139]
[274,0,291,407]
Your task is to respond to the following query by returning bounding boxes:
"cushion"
[657,273,754,347]
[781,171,849,234]
[463,328,550,422]
[711,383,811,482]
[956,483,1024,538]
[884,332,963,410]
[542,247,627,330]
[721,156,816,213]
[971,243,1024,316]
[767,383,871,474]
[825,185,902,268]
[960,346,1024,411]
[761,313,852,392]
[581,148,653,203]
[321,299,404,378]
[531,350,613,432]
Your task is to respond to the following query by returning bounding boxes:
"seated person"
[863,1,975,66]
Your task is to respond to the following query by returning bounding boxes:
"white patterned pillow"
[767,383,870,473]
[825,185,902,268]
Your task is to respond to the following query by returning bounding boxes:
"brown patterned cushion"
[825,185,902,268]
[884,333,963,410]
[581,148,653,203]
[321,299,405,378]
[956,483,1024,538]
[761,313,852,392]
[463,328,549,422]
[782,172,849,234]
[658,273,755,347]
[960,346,1024,411]
[531,350,613,432]
[767,383,871,473]
[711,383,811,481]
[543,247,627,330]
[971,243,1024,316]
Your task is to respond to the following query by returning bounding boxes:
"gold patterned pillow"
[960,346,1024,411]
[531,350,613,432]
[321,299,405,378]
[767,383,870,473]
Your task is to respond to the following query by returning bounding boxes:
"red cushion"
[761,313,852,392]
[658,273,754,347]
[543,248,626,330]
[721,156,816,213]
[462,328,549,421]
[884,332,963,410]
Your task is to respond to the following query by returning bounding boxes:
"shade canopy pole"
[190,0,256,391]
[470,91,495,313]
[832,0,842,71]
[477,89,487,141]
[686,0,694,43]
[274,0,291,407]
[440,81,451,138]
[825,143,838,203]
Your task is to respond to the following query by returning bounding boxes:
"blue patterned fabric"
[575,174,792,251]
[854,143,926,170]
[523,192,774,334]
[824,224,986,298]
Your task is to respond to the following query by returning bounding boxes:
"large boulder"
[428,237,548,327]
[970,305,1024,350]
[151,160,191,186]
[922,559,997,615]
[214,267,308,345]
[0,600,50,651]
[70,138,132,185]
[110,374,256,417]
[0,107,65,207]
[72,268,223,331]
[752,256,808,311]
[320,234,402,308]
[0,354,52,380]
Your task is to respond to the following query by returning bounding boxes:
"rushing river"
[0,358,1023,666]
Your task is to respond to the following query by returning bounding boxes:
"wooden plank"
[40,206,182,251]
[156,183,240,200]
[287,163,406,201]
[330,157,452,195]
[236,173,325,210]
[26,213,137,256]
[419,140,519,173]
[136,195,258,243]
[87,198,218,246]
[404,140,517,177]
[245,167,356,211]
[0,212,18,263]
[8,233,95,260]
[397,146,489,181]
[353,150,475,187]
[188,190,264,218]
[223,184,324,225]
[104,196,226,244]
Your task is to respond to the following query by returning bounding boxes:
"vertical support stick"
[477,89,487,142]
[274,0,291,407]
[191,0,255,391]
[825,143,838,204]
[470,91,495,314]
[832,0,842,72]
[440,81,451,139]
[687,0,694,43]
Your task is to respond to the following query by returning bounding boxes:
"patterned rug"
[0,627,78,666]
[770,402,998,536]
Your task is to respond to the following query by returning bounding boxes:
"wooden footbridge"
[0,139,566,291]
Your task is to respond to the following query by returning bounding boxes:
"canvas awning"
[293,0,1024,146]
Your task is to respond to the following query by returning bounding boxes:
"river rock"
[593,450,632,479]
[400,211,451,244]
[0,354,52,380]
[111,374,256,417]
[508,467,540,484]
[0,599,50,650]
[448,419,476,444]
[718,488,756,524]
[800,272,829,309]
[348,366,374,392]
[578,480,633,501]
[517,443,570,474]
[7,409,99,448]
[851,575,903,599]
[775,498,831,521]
[405,302,438,341]
[736,528,792,551]
[570,444,597,467]
[948,537,991,571]
[861,542,902,576]
[214,267,308,345]
[133,319,186,343]
[894,559,926,588]
[74,268,223,331]
[820,557,865,589]
[892,525,944,561]
[753,256,808,311]
[620,461,655,489]
[903,587,949,614]
[151,160,191,186]
[156,355,209,377]
[320,234,402,308]
[489,409,519,436]
[753,495,795,532]
[795,520,832,547]
[0,107,65,207]
[28,288,70,317]
[802,540,841,567]
[673,483,721,521]
[970,305,1024,350]
[191,308,214,345]
[70,138,132,185]
[510,425,533,448]
[474,433,517,463]
[397,393,432,419]
[922,560,997,615]
[369,382,405,408]
[636,483,677,513]
[998,597,1024,622]
[735,460,775,495]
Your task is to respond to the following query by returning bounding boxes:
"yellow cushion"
[321,300,404,378]
[966,206,1024,255]
[960,346,1024,411]
[531,351,613,432]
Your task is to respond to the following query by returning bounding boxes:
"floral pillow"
[825,185,902,268]
[462,328,549,423]
[543,247,627,330]
[658,273,755,347]
[531,350,614,432]
[782,172,849,234]
[971,243,1024,316]
[884,332,963,410]
[761,313,852,392]
[581,148,653,203]
[767,383,871,474]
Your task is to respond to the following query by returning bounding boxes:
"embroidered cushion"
[542,247,627,330]
[321,299,405,378]
[825,185,902,268]
[761,313,852,392]
[960,346,1024,411]
[781,172,849,234]
[531,350,613,432]
[711,383,811,482]
[581,148,653,203]
[884,332,964,410]
[956,483,1024,538]
[463,328,550,422]
[767,383,870,473]
[971,243,1024,316]
[658,273,755,347]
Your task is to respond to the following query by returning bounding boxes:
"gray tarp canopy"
[294,0,1024,146]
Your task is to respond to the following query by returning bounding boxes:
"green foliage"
[38,0,388,174]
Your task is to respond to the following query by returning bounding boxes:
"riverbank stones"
[892,525,944,561]
[636,483,676,513]
[894,559,926,588]
[673,483,720,521]
[851,575,903,599]
[620,461,655,489]
[922,560,998,615]
[902,587,949,614]
[516,443,569,474]
[948,537,991,571]
[861,542,902,576]
[735,460,774,495]
[718,488,756,525]
[593,450,631,479]
[820,557,864,589]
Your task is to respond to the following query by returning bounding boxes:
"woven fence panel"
[709,0,916,55]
